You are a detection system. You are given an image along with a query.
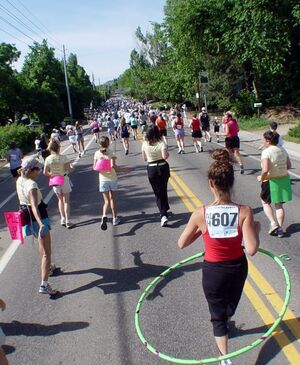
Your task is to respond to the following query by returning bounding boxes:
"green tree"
[0,43,21,124]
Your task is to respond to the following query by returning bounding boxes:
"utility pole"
[63,45,73,124]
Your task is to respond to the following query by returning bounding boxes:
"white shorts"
[53,176,72,194]
[69,136,76,144]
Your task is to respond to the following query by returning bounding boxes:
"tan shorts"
[53,176,72,194]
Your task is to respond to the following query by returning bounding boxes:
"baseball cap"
[21,157,43,173]
[201,107,206,112]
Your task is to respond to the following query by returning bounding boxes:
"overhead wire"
[0,13,37,43]
[0,25,31,47]
[6,0,63,50]
[0,3,45,43]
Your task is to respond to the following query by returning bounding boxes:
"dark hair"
[193,113,197,118]
[269,121,278,130]
[263,130,279,145]
[146,125,161,145]
[208,149,234,192]
[10,141,16,149]
[99,136,110,152]
[176,112,181,118]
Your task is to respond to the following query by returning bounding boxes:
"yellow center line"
[169,168,300,360]
[245,281,300,364]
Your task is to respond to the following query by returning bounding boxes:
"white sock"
[197,141,202,149]
[41,281,47,287]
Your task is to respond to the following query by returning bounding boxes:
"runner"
[118,117,130,155]
[258,131,292,238]
[142,125,170,227]
[156,113,168,146]
[223,111,244,174]
[66,125,77,153]
[178,149,260,365]
[16,157,58,296]
[39,133,50,161]
[75,121,85,157]
[43,139,74,229]
[94,136,124,230]
[6,141,23,181]
[172,112,185,154]
[130,113,138,140]
[90,119,100,143]
[189,113,203,152]
[199,107,212,142]
[107,117,115,143]
[213,116,221,143]
[113,114,120,139]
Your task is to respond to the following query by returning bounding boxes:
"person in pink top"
[223,111,244,174]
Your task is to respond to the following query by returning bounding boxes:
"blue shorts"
[23,218,51,237]
[99,180,118,192]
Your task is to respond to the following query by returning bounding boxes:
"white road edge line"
[0,133,94,275]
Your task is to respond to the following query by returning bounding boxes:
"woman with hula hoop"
[178,149,260,365]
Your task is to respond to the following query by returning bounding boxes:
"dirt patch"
[262,106,300,122]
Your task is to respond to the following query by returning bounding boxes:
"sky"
[0,0,166,83]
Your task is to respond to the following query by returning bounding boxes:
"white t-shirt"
[44,154,68,176]
[17,176,42,205]
[261,145,288,178]
[142,141,167,162]
[35,139,41,150]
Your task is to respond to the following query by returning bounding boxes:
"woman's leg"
[180,136,185,151]
[0,347,9,365]
[176,137,181,151]
[63,193,70,222]
[102,192,110,217]
[109,191,117,218]
[56,192,65,222]
[262,201,276,224]
[233,148,243,165]
[38,232,51,282]
[275,203,285,228]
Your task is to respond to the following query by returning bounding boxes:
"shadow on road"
[0,320,89,336]
[56,251,201,298]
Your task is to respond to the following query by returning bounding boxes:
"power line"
[0,3,44,42]
[0,25,31,47]
[7,0,63,49]
[0,14,37,43]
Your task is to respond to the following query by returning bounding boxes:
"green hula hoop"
[135,248,291,364]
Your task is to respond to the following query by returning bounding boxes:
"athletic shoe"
[112,217,121,226]
[78,152,81,158]
[277,228,285,238]
[201,147,204,152]
[39,283,58,295]
[49,264,56,277]
[161,216,168,227]
[101,216,108,230]
[177,149,181,154]
[181,150,185,154]
[240,165,244,174]
[219,359,232,365]
[195,149,199,153]
[209,137,212,142]
[125,149,129,155]
[268,222,279,235]
[66,221,74,229]
[61,218,66,227]
[217,138,220,143]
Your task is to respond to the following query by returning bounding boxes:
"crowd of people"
[2,97,293,365]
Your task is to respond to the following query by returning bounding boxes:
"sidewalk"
[239,129,300,160]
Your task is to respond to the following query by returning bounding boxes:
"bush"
[150,102,173,110]
[0,124,41,158]
[287,123,300,139]
[231,90,256,116]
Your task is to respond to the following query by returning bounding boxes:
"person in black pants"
[178,149,260,365]
[142,125,170,227]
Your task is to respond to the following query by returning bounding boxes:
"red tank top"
[190,117,201,131]
[202,205,244,262]
[227,119,239,137]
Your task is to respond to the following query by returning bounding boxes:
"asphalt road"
[0,129,300,365]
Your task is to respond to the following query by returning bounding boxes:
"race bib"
[11,154,17,161]
[206,205,239,238]
[176,124,182,129]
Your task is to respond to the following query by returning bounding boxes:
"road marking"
[0,191,16,209]
[0,240,19,274]
[249,261,300,344]
[245,281,300,363]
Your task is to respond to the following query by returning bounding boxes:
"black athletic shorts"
[159,129,167,137]
[11,166,21,178]
[214,126,220,133]
[192,130,202,138]
[225,136,240,149]
[260,181,271,204]
[202,124,210,132]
